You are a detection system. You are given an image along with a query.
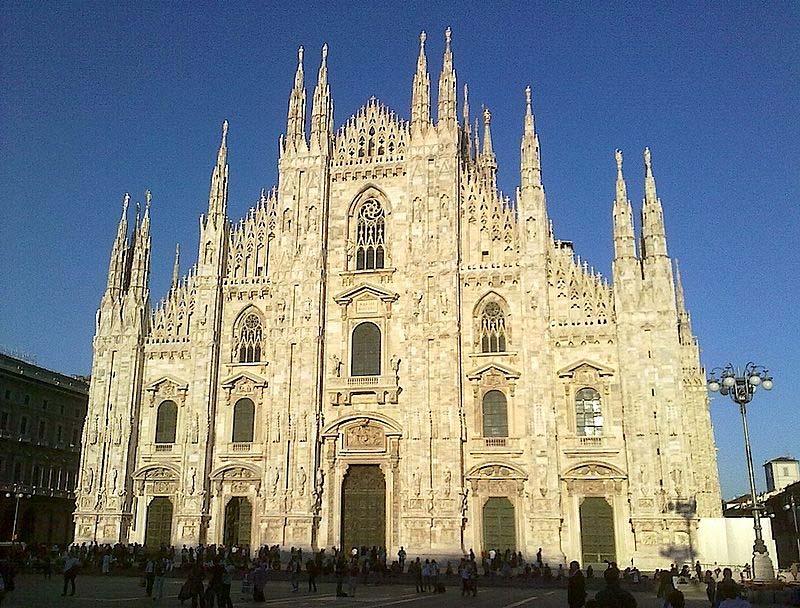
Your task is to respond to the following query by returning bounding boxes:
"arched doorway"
[483,497,516,552]
[579,497,616,564]
[144,497,173,548]
[341,465,385,550]
[223,497,252,547]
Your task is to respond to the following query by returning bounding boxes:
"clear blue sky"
[1,1,798,499]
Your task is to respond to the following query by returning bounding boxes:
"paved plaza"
[1,573,719,608]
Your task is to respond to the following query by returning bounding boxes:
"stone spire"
[286,46,307,150]
[520,86,542,190]
[461,83,472,160]
[310,43,333,151]
[612,149,636,260]
[674,259,694,343]
[473,117,480,160]
[482,107,497,188]
[410,31,431,130]
[640,147,668,258]
[106,193,130,297]
[127,190,151,295]
[171,243,181,291]
[206,120,229,223]
[436,27,457,128]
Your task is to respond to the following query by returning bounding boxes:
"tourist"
[568,561,586,608]
[431,559,440,592]
[695,561,703,581]
[101,552,112,575]
[398,546,406,572]
[412,557,423,593]
[250,562,267,603]
[715,568,739,608]
[595,567,636,608]
[666,589,685,608]
[290,556,301,593]
[335,555,347,597]
[61,552,80,597]
[422,559,431,591]
[144,556,156,596]
[704,570,716,607]
[536,547,543,568]
[306,556,318,592]
[717,579,750,608]
[657,569,676,608]
[153,556,169,602]
[348,557,359,598]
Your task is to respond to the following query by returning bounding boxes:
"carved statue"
[331,354,342,377]
[413,291,424,317]
[271,467,280,495]
[460,487,469,517]
[189,467,196,495]
[300,412,308,442]
[84,467,94,493]
[315,468,325,494]
[413,467,422,496]
[298,467,307,496]
[90,416,99,444]
[390,354,401,376]
[443,471,452,498]
[111,468,118,494]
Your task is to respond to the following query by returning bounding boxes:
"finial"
[122,192,130,214]
[615,149,623,175]
[525,86,532,110]
[420,31,426,47]
[644,146,652,175]
[298,46,304,64]
[222,119,229,144]
[145,189,152,209]
[483,107,491,126]
[322,43,328,60]
[445,27,451,49]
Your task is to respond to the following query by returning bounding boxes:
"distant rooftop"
[0,352,89,395]
[765,456,798,464]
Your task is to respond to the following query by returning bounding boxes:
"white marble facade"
[74,31,722,568]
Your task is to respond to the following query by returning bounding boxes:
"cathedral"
[74,30,723,568]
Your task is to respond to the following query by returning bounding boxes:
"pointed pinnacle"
[322,43,328,60]
[445,27,452,50]
[644,146,652,177]
[222,119,229,145]
[122,193,130,215]
[615,149,623,178]
[298,46,304,65]
[145,189,152,210]
[483,106,491,126]
[525,86,532,113]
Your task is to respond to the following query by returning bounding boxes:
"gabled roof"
[220,370,268,389]
[466,362,521,381]
[333,283,399,305]
[556,359,614,378]
[145,375,189,392]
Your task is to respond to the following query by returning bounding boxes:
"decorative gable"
[145,376,189,407]
[220,371,268,406]
[556,359,614,379]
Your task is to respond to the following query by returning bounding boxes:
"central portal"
[223,497,252,547]
[341,464,386,550]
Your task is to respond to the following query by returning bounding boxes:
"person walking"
[250,562,267,603]
[348,558,359,598]
[216,559,234,608]
[568,561,586,608]
[290,557,301,593]
[704,570,716,607]
[61,553,80,597]
[657,569,676,608]
[413,558,423,593]
[595,567,636,608]
[306,557,318,592]
[398,547,407,572]
[153,556,168,602]
[145,557,156,597]
[715,568,740,608]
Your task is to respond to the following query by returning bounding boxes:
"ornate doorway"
[579,496,616,563]
[144,497,173,548]
[341,465,385,550]
[223,497,252,547]
[483,497,516,552]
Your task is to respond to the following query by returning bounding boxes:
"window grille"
[482,390,508,437]
[355,199,386,270]
[479,302,507,353]
[576,388,603,436]
[155,400,178,444]
[351,322,381,376]
[232,398,255,443]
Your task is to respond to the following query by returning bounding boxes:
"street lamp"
[4,486,33,543]
[785,493,800,567]
[708,362,776,582]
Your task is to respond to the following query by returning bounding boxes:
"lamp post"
[708,362,775,582]
[5,486,33,543]
[785,492,800,567]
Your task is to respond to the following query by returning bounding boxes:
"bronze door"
[341,465,386,550]
[580,496,616,563]
[144,497,173,548]
[483,497,516,552]
[224,497,252,547]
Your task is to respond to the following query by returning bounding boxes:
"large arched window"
[155,400,178,444]
[355,199,386,270]
[351,322,381,376]
[232,398,255,443]
[479,301,508,353]
[575,388,603,436]
[234,312,263,363]
[482,390,508,437]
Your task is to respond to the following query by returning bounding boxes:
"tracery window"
[479,301,507,353]
[235,312,263,363]
[232,398,255,443]
[482,390,508,437]
[575,388,603,436]
[355,199,386,271]
[351,322,381,376]
[155,400,178,444]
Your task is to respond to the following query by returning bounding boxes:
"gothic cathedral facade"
[74,32,722,567]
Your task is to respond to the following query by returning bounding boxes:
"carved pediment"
[556,359,614,379]
[343,419,386,451]
[333,283,399,306]
[145,376,189,407]
[466,462,527,480]
[210,464,261,481]
[133,465,180,481]
[220,372,268,405]
[466,363,521,382]
[562,462,626,480]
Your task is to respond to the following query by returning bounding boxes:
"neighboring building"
[765,480,800,569]
[74,31,722,567]
[765,457,800,493]
[0,353,88,544]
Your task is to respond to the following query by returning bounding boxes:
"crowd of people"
[0,539,785,606]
